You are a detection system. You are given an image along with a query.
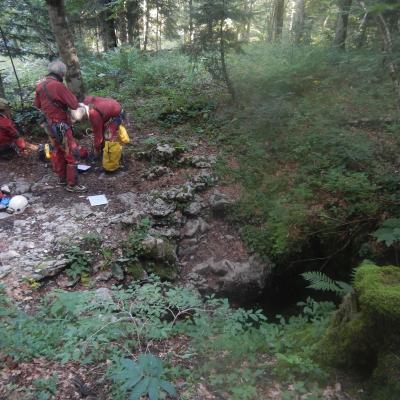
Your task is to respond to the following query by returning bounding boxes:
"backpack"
[102,141,122,172]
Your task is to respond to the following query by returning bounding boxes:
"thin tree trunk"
[273,0,285,41]
[100,0,118,50]
[334,0,353,50]
[0,70,5,99]
[375,12,400,113]
[245,0,255,41]
[189,0,194,44]
[144,0,150,50]
[155,3,159,51]
[355,12,369,48]
[127,0,141,48]
[292,0,305,44]
[118,8,128,45]
[45,0,85,100]
[220,2,235,102]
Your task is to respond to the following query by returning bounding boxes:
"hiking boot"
[56,178,67,186]
[66,184,87,193]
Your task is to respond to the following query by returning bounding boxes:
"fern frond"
[301,271,352,296]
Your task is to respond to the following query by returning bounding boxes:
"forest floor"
[0,121,365,399]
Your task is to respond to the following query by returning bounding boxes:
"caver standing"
[0,98,26,156]
[34,60,87,193]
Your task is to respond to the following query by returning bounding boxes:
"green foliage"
[301,271,353,296]
[81,48,211,128]
[109,355,177,400]
[221,43,400,267]
[65,245,92,281]
[372,218,400,247]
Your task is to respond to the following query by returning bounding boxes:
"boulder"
[34,259,69,280]
[141,235,178,265]
[318,262,400,399]
[142,166,171,180]
[147,198,176,217]
[116,192,138,208]
[182,219,200,238]
[209,191,235,214]
[161,184,194,203]
[191,171,217,192]
[191,255,272,302]
[184,202,202,216]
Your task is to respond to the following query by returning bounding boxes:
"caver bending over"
[34,60,87,193]
[72,96,126,160]
[0,98,26,156]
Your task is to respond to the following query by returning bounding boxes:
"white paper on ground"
[78,164,91,171]
[87,195,108,206]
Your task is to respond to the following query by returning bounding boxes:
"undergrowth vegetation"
[0,280,339,399]
[218,43,400,272]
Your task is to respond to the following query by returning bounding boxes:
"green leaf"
[148,377,160,400]
[160,380,177,397]
[129,377,151,400]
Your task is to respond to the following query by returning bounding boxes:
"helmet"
[7,195,28,214]
[70,105,88,123]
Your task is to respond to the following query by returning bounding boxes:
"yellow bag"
[103,141,122,172]
[118,124,130,144]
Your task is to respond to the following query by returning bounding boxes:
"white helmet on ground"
[7,195,28,214]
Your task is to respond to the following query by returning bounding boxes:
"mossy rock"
[354,263,400,322]
[317,262,400,397]
[126,261,147,280]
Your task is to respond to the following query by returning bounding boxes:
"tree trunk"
[118,8,128,45]
[155,3,159,51]
[245,0,255,42]
[355,12,369,48]
[127,0,141,48]
[143,0,150,50]
[100,0,117,50]
[375,12,400,113]
[189,0,194,44]
[292,0,305,44]
[45,0,85,100]
[333,0,353,50]
[0,70,5,99]
[273,0,285,41]
[220,1,235,102]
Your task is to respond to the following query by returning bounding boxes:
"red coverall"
[83,96,122,154]
[35,75,80,186]
[0,113,25,152]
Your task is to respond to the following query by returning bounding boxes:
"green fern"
[301,271,352,296]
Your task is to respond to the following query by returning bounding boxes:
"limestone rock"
[182,219,200,238]
[209,191,235,213]
[141,235,178,264]
[147,198,176,217]
[34,259,69,280]
[184,201,203,216]
[116,192,138,208]
[191,255,272,302]
[191,171,217,192]
[161,184,194,203]
[142,166,171,180]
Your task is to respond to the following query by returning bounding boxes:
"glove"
[15,138,26,151]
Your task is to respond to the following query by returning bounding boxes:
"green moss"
[318,263,400,397]
[127,262,146,280]
[354,263,400,321]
